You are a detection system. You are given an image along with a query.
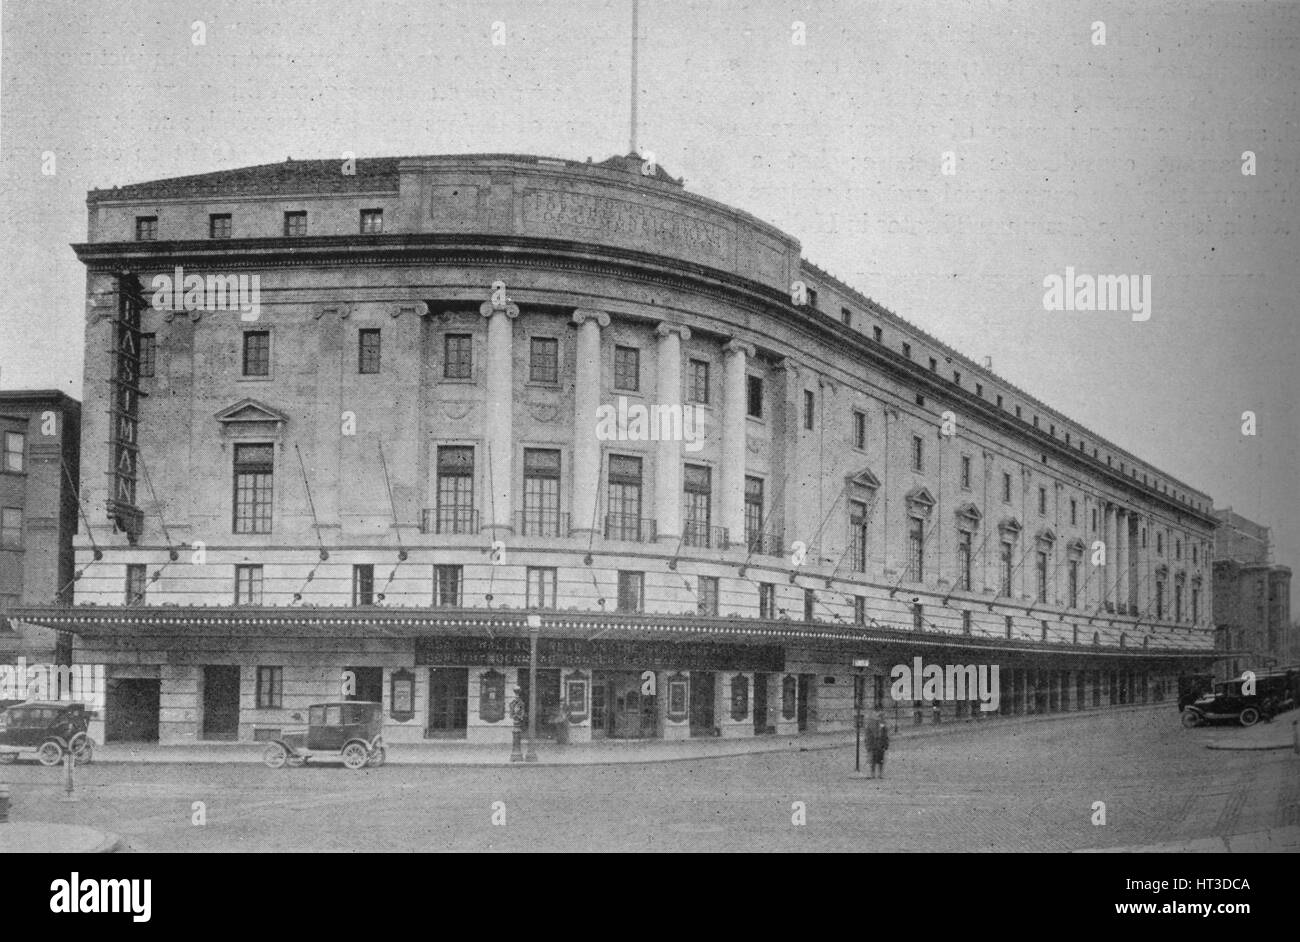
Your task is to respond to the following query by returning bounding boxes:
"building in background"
[14,154,1218,746]
[1213,508,1293,679]
[0,390,81,665]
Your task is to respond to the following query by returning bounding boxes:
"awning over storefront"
[7,605,1217,668]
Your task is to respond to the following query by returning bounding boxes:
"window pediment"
[845,467,881,491]
[997,516,1022,539]
[954,502,982,530]
[905,486,936,518]
[215,399,288,441]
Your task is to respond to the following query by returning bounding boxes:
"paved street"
[4,707,1297,852]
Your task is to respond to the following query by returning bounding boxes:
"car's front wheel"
[1181,710,1202,729]
[37,740,64,766]
[341,742,369,770]
[1239,707,1260,727]
[262,743,289,769]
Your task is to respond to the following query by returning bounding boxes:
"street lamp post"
[852,658,869,773]
[525,614,540,762]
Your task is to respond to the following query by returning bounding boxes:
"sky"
[2,0,1297,610]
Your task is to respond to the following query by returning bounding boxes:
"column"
[720,340,754,546]
[570,309,609,539]
[1103,504,1116,611]
[654,323,690,544]
[480,296,519,537]
[1061,670,1072,712]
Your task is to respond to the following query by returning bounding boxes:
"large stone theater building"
[18,153,1218,745]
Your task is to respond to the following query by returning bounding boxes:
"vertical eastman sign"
[108,274,146,541]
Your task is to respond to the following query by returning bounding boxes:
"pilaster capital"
[394,300,430,319]
[773,356,799,378]
[572,308,610,328]
[655,322,691,341]
[314,304,352,320]
[723,339,756,359]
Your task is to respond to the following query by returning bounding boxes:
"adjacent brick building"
[1213,508,1293,679]
[15,153,1218,745]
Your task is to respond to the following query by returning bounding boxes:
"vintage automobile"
[261,701,386,770]
[1181,668,1299,728]
[1176,673,1214,712]
[0,701,96,766]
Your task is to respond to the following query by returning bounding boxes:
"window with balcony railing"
[435,446,476,533]
[522,448,562,536]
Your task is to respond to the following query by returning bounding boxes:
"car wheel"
[1181,710,1201,729]
[37,741,64,767]
[341,742,369,770]
[1239,707,1260,727]
[367,746,386,768]
[262,743,288,769]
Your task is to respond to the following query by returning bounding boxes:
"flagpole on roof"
[629,0,639,156]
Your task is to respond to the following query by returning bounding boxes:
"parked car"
[0,701,96,765]
[1181,668,1299,728]
[1176,673,1214,711]
[261,701,385,769]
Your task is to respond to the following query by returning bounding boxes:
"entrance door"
[426,668,468,738]
[105,678,160,743]
[753,674,769,734]
[591,678,610,739]
[689,671,715,736]
[344,666,383,703]
[797,674,813,731]
[516,669,561,739]
[201,666,240,741]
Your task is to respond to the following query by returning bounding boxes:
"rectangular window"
[242,330,270,377]
[687,359,710,404]
[436,446,476,534]
[283,211,306,237]
[854,596,867,626]
[853,411,867,450]
[352,564,375,605]
[1175,584,1183,622]
[913,603,924,631]
[928,357,938,372]
[907,518,924,582]
[1092,508,1098,532]
[234,564,263,605]
[872,326,882,342]
[758,582,775,619]
[698,576,719,617]
[4,432,25,473]
[1070,499,1077,526]
[806,288,818,308]
[1002,472,1012,503]
[529,337,559,384]
[962,610,972,635]
[613,345,640,391]
[256,666,283,709]
[744,476,764,551]
[1005,615,1014,639]
[953,371,961,385]
[617,571,644,613]
[125,563,147,605]
[803,390,815,430]
[523,448,562,537]
[1000,541,1013,596]
[804,589,816,622]
[526,567,557,609]
[996,394,1004,409]
[1038,487,1047,515]
[683,464,713,547]
[606,454,645,540]
[746,375,763,418]
[1036,551,1048,603]
[443,334,473,380]
[358,329,381,374]
[0,507,22,547]
[1068,559,1079,608]
[232,443,274,534]
[960,455,972,489]
[849,500,869,573]
[911,435,924,472]
[957,529,972,591]
[209,213,232,239]
[840,307,852,326]
[139,333,157,378]
[135,216,158,241]
[433,565,462,607]
[1156,581,1165,620]
[360,209,384,234]
[976,383,983,397]
[1192,586,1200,624]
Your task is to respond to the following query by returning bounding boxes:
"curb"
[1204,742,1296,752]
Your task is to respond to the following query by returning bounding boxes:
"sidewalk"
[1203,707,1300,751]
[79,701,1169,768]
[1076,826,1300,854]
[0,822,123,854]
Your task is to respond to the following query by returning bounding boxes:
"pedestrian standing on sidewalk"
[865,710,889,778]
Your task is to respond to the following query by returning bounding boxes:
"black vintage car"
[1181,668,1299,728]
[261,701,386,769]
[1176,673,1214,712]
[0,701,96,765]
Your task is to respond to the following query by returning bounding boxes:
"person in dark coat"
[865,710,889,778]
